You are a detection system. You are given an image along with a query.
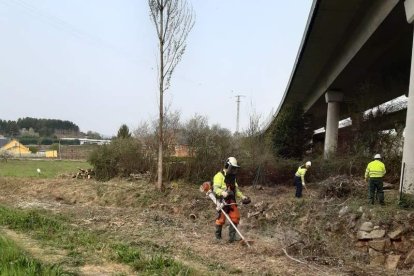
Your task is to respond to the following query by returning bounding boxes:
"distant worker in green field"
[365,154,386,205]
[294,161,311,198]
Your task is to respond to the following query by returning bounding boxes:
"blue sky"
[0,0,312,136]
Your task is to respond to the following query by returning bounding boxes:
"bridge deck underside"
[279,1,412,131]
[308,2,412,129]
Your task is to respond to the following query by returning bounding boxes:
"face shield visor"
[227,164,240,175]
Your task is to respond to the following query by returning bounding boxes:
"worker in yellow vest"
[294,161,311,198]
[213,157,249,242]
[365,154,386,205]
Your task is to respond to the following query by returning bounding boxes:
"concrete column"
[401,0,414,194]
[324,91,343,159]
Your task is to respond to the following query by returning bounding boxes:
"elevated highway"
[273,0,414,194]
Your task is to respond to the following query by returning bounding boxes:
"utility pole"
[235,95,245,133]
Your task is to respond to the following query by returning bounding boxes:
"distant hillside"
[0,117,80,137]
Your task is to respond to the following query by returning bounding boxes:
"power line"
[0,0,147,65]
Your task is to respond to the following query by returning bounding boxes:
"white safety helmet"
[225,157,240,169]
[305,161,312,167]
[374,154,381,159]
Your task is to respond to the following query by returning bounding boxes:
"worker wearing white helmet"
[365,154,386,205]
[213,157,249,242]
[294,161,311,198]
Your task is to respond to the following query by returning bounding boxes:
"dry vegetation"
[0,174,413,275]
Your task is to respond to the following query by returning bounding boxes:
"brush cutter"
[200,182,251,248]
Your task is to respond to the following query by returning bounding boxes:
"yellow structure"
[0,139,30,156]
[45,150,58,158]
[0,139,58,158]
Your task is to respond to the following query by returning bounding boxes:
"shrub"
[28,146,38,154]
[88,138,154,181]
[236,112,284,186]
[135,114,237,183]
[19,136,39,145]
[117,124,132,139]
[0,151,12,162]
[49,143,59,151]
[268,103,312,159]
[180,117,235,182]
[60,139,80,145]
[40,137,54,145]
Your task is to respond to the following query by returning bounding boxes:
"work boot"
[378,192,385,206]
[215,225,222,240]
[228,224,241,243]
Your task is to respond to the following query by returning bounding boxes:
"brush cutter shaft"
[219,208,250,247]
[206,191,251,248]
[207,191,224,211]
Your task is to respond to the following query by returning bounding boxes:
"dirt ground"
[0,177,407,275]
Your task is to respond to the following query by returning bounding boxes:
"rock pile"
[356,221,414,270]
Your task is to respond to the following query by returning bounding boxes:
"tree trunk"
[157,1,164,191]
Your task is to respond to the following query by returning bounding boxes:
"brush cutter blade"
[240,239,255,246]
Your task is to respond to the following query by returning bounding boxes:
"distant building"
[173,144,190,157]
[60,138,111,145]
[0,138,57,158]
[0,139,31,156]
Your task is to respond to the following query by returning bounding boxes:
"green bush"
[307,157,366,182]
[117,124,132,139]
[399,194,414,209]
[19,137,39,145]
[267,103,312,159]
[88,138,154,181]
[60,139,80,145]
[28,146,38,154]
[40,138,54,145]
[49,143,59,151]
[180,117,235,183]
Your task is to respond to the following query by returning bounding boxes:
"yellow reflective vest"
[213,171,244,198]
[295,166,307,184]
[365,160,386,179]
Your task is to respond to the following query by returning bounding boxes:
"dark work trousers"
[294,176,303,198]
[368,177,384,204]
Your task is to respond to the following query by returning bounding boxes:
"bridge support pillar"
[401,0,414,195]
[323,91,343,159]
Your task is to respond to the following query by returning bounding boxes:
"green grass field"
[0,205,192,275]
[0,235,65,275]
[0,159,90,178]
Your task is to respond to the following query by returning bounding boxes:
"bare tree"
[149,0,195,190]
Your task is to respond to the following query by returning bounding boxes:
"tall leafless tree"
[149,0,195,190]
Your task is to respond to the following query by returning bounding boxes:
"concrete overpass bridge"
[272,0,414,194]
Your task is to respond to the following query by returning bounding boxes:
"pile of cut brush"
[317,175,397,200]
[317,175,365,199]
[129,171,152,181]
[73,168,95,179]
